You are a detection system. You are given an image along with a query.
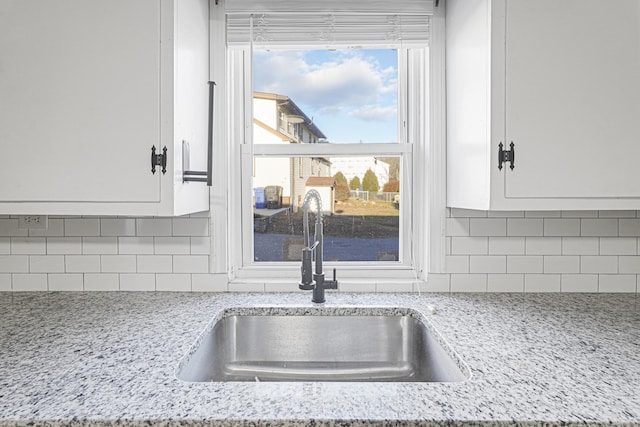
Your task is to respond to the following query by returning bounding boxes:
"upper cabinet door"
[503,0,640,199]
[0,0,162,203]
[447,0,640,210]
[0,0,210,216]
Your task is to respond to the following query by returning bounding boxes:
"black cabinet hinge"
[498,142,515,171]
[151,145,167,175]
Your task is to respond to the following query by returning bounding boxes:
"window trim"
[210,3,447,286]
[235,47,418,279]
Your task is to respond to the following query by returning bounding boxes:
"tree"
[383,180,400,192]
[335,182,351,201]
[333,171,348,185]
[349,176,361,190]
[362,168,380,192]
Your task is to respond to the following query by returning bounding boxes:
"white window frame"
[209,2,446,287]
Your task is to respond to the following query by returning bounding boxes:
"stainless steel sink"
[176,309,469,382]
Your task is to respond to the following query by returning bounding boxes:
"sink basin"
[176,308,469,382]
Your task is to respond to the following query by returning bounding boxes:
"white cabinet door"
[503,0,640,199]
[447,0,640,210]
[0,0,162,203]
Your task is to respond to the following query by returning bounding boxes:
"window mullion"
[252,142,411,157]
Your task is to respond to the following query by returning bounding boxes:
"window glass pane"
[253,156,400,262]
[253,49,398,144]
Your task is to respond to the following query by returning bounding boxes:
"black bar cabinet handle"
[206,81,215,186]
[183,81,215,185]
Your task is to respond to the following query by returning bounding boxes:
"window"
[215,0,445,283]
[251,47,406,265]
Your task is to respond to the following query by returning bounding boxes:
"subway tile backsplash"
[0,215,216,292]
[429,209,640,293]
[1,209,640,293]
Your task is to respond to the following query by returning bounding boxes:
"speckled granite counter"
[0,292,638,426]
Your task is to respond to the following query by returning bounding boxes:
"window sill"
[228,276,424,293]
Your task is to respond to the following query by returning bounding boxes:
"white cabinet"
[446,0,640,210]
[0,0,210,216]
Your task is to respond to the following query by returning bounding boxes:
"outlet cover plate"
[18,215,48,229]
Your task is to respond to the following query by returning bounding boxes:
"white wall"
[253,98,277,129]
[304,186,334,214]
[253,157,291,198]
[252,106,292,198]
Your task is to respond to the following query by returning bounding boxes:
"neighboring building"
[305,176,336,214]
[253,92,331,210]
[330,157,390,190]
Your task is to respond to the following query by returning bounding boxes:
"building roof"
[254,91,327,139]
[306,176,336,187]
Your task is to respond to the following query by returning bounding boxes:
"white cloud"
[348,105,398,121]
[253,50,397,116]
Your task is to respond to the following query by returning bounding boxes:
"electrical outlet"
[18,215,48,229]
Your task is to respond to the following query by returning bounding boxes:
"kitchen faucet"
[298,189,338,303]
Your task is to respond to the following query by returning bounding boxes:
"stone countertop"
[0,292,638,426]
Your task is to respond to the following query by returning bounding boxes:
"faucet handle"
[324,268,338,290]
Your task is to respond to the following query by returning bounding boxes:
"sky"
[253,49,398,143]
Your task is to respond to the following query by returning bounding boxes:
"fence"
[349,191,400,203]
